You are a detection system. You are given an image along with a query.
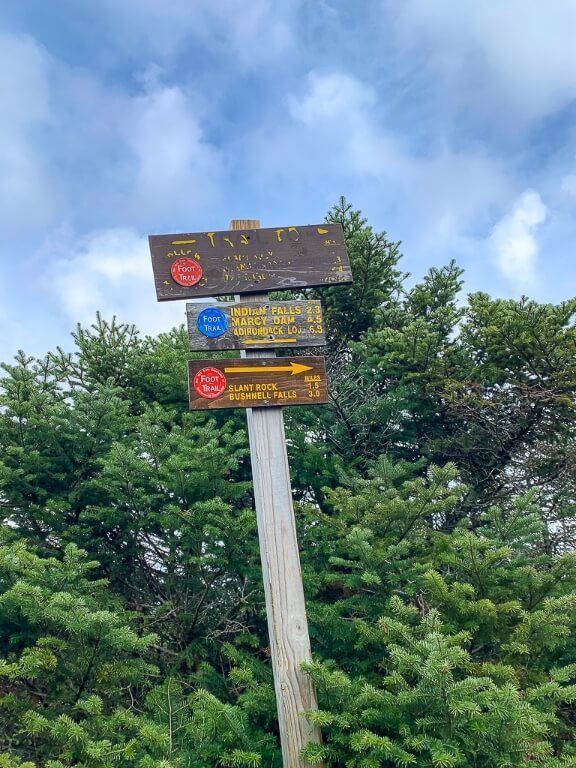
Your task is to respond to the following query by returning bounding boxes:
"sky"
[2,0,576,363]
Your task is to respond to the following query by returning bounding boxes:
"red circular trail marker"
[193,367,227,399]
[171,257,203,287]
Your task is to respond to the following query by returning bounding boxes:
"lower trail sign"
[188,356,328,410]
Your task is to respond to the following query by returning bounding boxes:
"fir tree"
[1,200,576,766]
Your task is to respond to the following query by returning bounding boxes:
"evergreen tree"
[1,200,576,765]
[298,465,576,766]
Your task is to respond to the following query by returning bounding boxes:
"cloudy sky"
[2,0,576,363]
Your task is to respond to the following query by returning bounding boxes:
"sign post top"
[229,219,260,230]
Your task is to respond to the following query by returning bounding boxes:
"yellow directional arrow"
[224,361,313,375]
[242,338,297,345]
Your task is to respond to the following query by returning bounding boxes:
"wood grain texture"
[186,300,326,351]
[230,220,324,767]
[249,406,324,766]
[187,356,328,410]
[149,222,352,301]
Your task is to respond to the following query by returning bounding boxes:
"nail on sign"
[188,356,329,410]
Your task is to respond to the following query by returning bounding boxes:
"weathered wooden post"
[149,218,352,767]
[230,219,322,767]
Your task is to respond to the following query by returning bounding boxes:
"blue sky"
[2,0,576,363]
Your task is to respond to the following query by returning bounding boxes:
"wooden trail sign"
[188,355,328,410]
[149,222,352,301]
[187,299,326,351]
[149,216,326,766]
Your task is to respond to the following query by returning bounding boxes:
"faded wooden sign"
[188,356,328,410]
[149,223,352,301]
[186,300,326,351]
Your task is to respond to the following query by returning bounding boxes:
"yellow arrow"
[243,338,297,345]
[224,361,313,375]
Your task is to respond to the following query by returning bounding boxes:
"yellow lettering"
[273,390,297,400]
[167,249,192,259]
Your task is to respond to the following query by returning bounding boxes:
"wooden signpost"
[187,299,326,351]
[149,218,350,768]
[149,222,352,300]
[188,356,328,410]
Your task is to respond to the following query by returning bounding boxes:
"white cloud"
[47,227,185,336]
[562,174,576,197]
[283,71,406,179]
[93,0,297,64]
[286,72,404,178]
[123,84,222,222]
[0,33,223,232]
[0,33,50,124]
[289,72,374,124]
[255,70,512,249]
[491,190,548,288]
[391,0,576,123]
[0,31,223,357]
[0,33,59,233]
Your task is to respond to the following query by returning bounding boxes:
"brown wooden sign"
[186,300,326,351]
[149,223,352,301]
[188,356,328,410]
